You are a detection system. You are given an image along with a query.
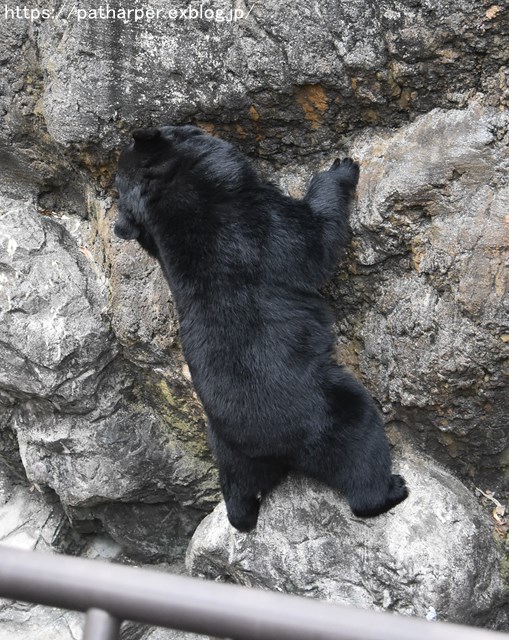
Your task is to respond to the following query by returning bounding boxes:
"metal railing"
[0,545,507,640]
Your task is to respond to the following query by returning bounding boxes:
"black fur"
[114,125,408,532]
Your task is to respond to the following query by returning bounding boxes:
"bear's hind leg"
[316,448,408,519]
[218,463,261,533]
[219,456,287,532]
[302,371,408,518]
[209,430,287,532]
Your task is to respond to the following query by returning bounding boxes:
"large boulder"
[0,0,506,490]
[187,452,508,628]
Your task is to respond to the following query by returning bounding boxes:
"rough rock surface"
[0,0,506,486]
[0,464,205,640]
[336,102,509,484]
[251,101,509,485]
[19,0,509,152]
[0,0,508,201]
[0,194,219,562]
[187,452,508,628]
[0,462,89,640]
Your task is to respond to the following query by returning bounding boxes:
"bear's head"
[114,125,256,242]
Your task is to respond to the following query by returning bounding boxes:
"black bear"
[114,125,408,532]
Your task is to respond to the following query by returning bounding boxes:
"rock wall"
[0,0,508,631]
[0,193,219,562]
[336,103,509,482]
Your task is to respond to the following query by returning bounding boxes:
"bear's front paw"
[330,157,360,189]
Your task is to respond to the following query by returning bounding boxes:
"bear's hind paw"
[350,474,408,519]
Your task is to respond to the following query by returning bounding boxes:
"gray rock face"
[33,0,509,153]
[187,453,508,628]
[0,194,111,398]
[0,194,219,562]
[0,0,506,490]
[0,464,86,640]
[334,103,509,485]
[1,0,507,191]
[0,464,205,640]
[0,465,79,556]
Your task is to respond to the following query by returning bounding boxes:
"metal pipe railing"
[0,545,506,640]
[83,608,121,640]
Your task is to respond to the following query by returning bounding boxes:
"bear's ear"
[132,128,161,146]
